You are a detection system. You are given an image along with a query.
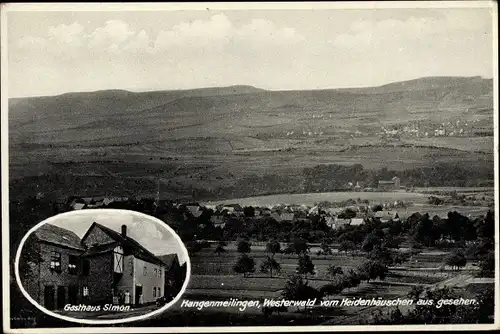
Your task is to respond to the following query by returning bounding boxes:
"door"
[68,285,78,304]
[44,286,55,310]
[135,285,143,305]
[57,286,66,309]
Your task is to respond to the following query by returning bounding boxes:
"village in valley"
[6,5,496,329]
[16,173,491,326]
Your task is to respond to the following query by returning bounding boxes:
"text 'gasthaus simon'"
[63,304,131,312]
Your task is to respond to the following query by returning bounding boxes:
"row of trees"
[232,238,316,279]
[320,260,388,298]
[302,163,493,193]
[369,286,494,325]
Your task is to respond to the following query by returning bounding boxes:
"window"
[153,287,156,298]
[68,255,78,275]
[158,287,161,297]
[143,266,147,276]
[82,259,90,276]
[50,251,61,272]
[154,268,157,277]
[82,286,89,297]
[159,268,162,278]
[113,246,124,273]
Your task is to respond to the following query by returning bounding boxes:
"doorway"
[135,285,143,305]
[44,286,55,310]
[68,285,78,304]
[57,286,66,309]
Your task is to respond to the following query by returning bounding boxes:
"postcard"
[1,1,498,333]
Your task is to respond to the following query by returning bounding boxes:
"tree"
[292,237,310,255]
[407,287,461,324]
[266,238,281,257]
[320,280,344,297]
[370,308,405,325]
[282,275,321,310]
[260,256,281,278]
[428,196,444,205]
[214,240,227,257]
[407,285,424,301]
[326,265,343,279]
[319,237,333,256]
[243,206,255,217]
[18,234,43,282]
[339,240,357,255]
[372,286,495,324]
[451,286,494,324]
[358,260,388,282]
[362,233,381,253]
[237,239,251,254]
[475,210,494,240]
[382,235,403,250]
[338,208,357,219]
[233,254,256,277]
[185,240,204,256]
[296,254,315,278]
[410,213,439,247]
[367,246,394,266]
[283,244,295,254]
[346,269,361,289]
[478,251,494,277]
[444,251,467,271]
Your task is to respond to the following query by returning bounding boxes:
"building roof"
[81,242,117,256]
[158,254,180,271]
[186,206,203,217]
[82,223,165,266]
[334,218,351,225]
[34,224,85,251]
[72,203,86,210]
[223,204,243,211]
[374,211,400,220]
[350,218,365,226]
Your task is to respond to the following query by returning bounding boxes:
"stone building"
[22,222,168,310]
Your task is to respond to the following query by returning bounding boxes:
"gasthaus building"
[23,222,167,310]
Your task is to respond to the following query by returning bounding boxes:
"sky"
[48,210,188,264]
[5,3,496,97]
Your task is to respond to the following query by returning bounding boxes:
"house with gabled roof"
[378,176,401,191]
[22,222,169,311]
[350,218,365,226]
[374,210,400,223]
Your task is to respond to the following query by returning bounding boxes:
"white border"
[13,209,192,325]
[0,1,497,11]
[2,1,499,333]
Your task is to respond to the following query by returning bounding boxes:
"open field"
[413,186,494,194]
[204,191,432,207]
[190,251,369,277]
[203,192,492,218]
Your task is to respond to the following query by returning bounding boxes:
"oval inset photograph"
[15,209,190,324]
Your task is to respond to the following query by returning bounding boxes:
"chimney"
[121,225,127,237]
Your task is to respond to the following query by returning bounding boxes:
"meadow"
[204,191,431,207]
[176,245,464,325]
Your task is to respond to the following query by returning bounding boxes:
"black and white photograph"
[15,209,189,323]
[2,1,498,333]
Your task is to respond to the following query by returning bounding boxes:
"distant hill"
[8,76,494,200]
[336,76,491,94]
[9,76,493,145]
